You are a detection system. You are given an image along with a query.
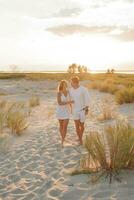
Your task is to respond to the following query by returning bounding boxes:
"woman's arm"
[57,92,66,105]
[57,92,72,105]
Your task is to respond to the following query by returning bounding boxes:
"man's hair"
[71,76,79,84]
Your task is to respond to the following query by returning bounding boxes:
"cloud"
[46,24,134,42]
[113,29,134,41]
[51,7,82,18]
[0,0,83,19]
[46,24,113,36]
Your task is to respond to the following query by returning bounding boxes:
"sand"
[0,79,134,200]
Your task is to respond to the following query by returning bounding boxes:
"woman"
[56,80,73,147]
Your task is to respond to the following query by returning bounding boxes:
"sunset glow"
[0,0,134,71]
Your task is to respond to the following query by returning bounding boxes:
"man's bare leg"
[79,122,84,144]
[74,120,84,145]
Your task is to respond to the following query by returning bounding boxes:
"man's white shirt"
[69,85,90,113]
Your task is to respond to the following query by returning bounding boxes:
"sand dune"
[0,79,134,200]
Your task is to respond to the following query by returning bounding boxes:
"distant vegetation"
[106,68,115,74]
[0,71,133,104]
[0,72,91,81]
[67,63,88,73]
[88,74,134,104]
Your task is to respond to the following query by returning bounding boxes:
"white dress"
[56,93,70,120]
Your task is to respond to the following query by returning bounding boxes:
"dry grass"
[100,82,118,94]
[81,119,134,183]
[90,73,134,88]
[29,95,40,107]
[7,111,28,135]
[0,101,29,136]
[90,79,118,94]
[0,100,7,134]
[0,92,8,96]
[6,102,28,135]
[97,97,117,121]
[116,87,134,104]
[0,100,30,137]
[0,72,92,81]
[90,77,134,104]
[0,72,133,85]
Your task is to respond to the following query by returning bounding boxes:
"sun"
[53,34,121,71]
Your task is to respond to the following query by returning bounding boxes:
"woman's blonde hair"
[58,80,68,92]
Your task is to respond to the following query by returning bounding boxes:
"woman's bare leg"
[62,119,69,143]
[59,120,64,146]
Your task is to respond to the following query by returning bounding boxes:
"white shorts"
[72,110,86,123]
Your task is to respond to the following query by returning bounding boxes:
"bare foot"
[76,141,82,146]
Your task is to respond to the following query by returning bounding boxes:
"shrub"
[90,80,118,94]
[7,111,28,135]
[97,97,117,121]
[82,119,134,183]
[6,102,28,135]
[0,112,5,134]
[116,87,134,104]
[89,81,100,90]
[0,100,7,133]
[29,95,40,107]
[100,81,118,94]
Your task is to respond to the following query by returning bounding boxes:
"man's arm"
[83,87,90,114]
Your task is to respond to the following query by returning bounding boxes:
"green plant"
[97,97,117,121]
[0,100,7,133]
[29,95,40,107]
[116,87,134,104]
[5,102,28,135]
[82,119,134,183]
[7,111,28,135]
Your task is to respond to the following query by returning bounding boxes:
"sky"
[0,0,134,72]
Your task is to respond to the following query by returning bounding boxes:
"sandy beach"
[0,79,134,200]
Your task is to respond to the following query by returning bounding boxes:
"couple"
[56,76,90,147]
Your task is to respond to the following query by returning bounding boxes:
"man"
[69,76,90,145]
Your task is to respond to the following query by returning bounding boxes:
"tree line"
[67,63,88,74]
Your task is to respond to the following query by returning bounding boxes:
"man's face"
[71,81,78,88]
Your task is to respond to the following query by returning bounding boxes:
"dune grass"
[90,73,134,88]
[97,97,117,121]
[0,72,92,81]
[116,87,134,104]
[79,119,134,183]
[90,79,119,94]
[0,100,29,136]
[0,100,7,134]
[0,72,133,83]
[6,102,28,135]
[29,95,40,107]
[7,111,28,135]
[90,76,134,104]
